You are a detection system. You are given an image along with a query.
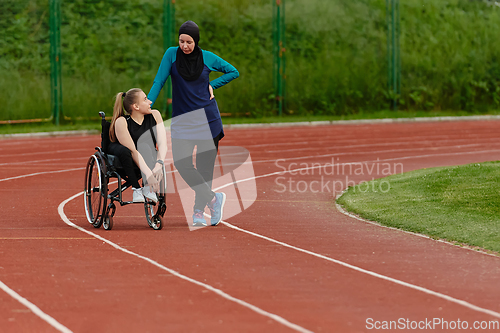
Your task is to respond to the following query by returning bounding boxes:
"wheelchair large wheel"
[84,153,108,228]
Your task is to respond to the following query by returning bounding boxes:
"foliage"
[1,0,500,120]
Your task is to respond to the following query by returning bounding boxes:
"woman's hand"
[146,167,160,192]
[152,162,163,181]
[209,84,214,100]
[150,162,164,191]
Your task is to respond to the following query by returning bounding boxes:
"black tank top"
[126,113,157,149]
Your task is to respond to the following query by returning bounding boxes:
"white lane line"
[264,139,500,154]
[0,168,85,183]
[247,148,500,166]
[0,280,72,333]
[50,147,500,325]
[2,144,495,184]
[208,148,500,183]
[255,143,499,163]
[229,131,500,149]
[6,139,499,330]
[177,145,500,174]
[59,192,312,333]
[223,141,497,159]
[0,157,87,167]
[334,193,500,258]
[209,154,500,320]
[0,148,89,159]
[166,148,500,181]
[218,221,500,319]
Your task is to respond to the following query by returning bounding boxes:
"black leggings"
[108,142,156,189]
[172,135,220,211]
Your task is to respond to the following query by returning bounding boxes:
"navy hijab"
[176,21,204,81]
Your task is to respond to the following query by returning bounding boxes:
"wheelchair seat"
[106,154,123,169]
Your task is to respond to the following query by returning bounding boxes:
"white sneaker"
[132,187,145,203]
[142,186,158,203]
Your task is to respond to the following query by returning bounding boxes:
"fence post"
[273,0,286,116]
[163,0,175,119]
[49,0,62,125]
[386,0,400,111]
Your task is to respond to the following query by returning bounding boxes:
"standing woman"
[148,21,239,227]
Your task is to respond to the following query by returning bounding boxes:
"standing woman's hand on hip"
[209,84,215,100]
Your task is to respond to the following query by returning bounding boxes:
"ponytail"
[109,92,126,142]
[109,88,143,142]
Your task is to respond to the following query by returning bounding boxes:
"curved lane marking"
[211,154,500,320]
[60,147,500,325]
[59,192,313,333]
[218,221,500,319]
[334,193,500,258]
[2,144,499,330]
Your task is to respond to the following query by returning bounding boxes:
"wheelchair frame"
[83,111,167,230]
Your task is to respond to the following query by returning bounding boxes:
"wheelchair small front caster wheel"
[152,215,162,230]
[103,215,113,230]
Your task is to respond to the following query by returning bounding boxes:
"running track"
[1,120,500,332]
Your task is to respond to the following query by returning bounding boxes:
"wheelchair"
[84,111,167,230]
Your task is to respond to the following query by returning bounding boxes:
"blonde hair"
[109,88,142,142]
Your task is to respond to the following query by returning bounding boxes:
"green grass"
[336,162,500,253]
[3,0,500,119]
[0,69,164,121]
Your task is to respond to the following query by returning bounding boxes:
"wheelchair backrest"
[100,112,111,154]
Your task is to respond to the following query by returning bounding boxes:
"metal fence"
[1,0,402,124]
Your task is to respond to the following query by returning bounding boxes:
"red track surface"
[1,120,500,332]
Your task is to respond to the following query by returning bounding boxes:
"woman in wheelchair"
[108,88,167,203]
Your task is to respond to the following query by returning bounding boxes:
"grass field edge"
[334,191,500,259]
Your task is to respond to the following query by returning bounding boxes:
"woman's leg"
[198,134,224,226]
[196,136,220,190]
[172,138,215,211]
[108,142,140,188]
